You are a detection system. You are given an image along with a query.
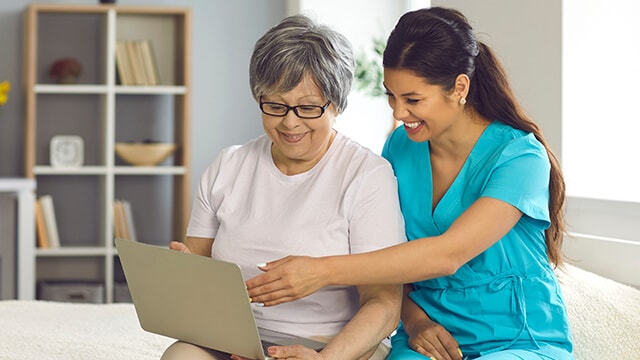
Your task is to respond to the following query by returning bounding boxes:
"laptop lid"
[115,238,271,359]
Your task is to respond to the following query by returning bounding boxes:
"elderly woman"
[161,14,405,360]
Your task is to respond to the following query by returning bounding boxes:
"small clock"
[50,135,84,167]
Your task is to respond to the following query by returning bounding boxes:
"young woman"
[246,7,574,360]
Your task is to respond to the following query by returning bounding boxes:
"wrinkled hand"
[169,241,191,254]
[406,317,462,360]
[245,256,328,306]
[230,344,323,360]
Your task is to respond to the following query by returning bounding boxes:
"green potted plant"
[354,37,385,98]
[353,38,399,136]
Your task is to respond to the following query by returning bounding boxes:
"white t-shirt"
[187,132,406,338]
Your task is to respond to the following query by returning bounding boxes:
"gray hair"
[249,14,354,113]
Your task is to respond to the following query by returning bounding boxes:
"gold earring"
[459,98,467,105]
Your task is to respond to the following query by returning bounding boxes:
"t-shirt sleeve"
[481,135,551,226]
[186,146,238,238]
[348,158,407,254]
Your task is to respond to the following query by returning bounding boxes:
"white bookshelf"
[21,4,191,303]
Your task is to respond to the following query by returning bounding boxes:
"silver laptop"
[115,238,325,360]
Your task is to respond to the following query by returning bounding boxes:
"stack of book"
[113,199,137,242]
[115,39,160,86]
[35,195,60,249]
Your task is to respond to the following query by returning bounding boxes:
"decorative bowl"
[115,142,176,166]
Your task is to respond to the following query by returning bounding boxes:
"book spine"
[115,40,133,85]
[35,199,50,249]
[113,200,124,240]
[122,200,137,242]
[140,40,160,86]
[39,195,60,248]
[126,40,146,86]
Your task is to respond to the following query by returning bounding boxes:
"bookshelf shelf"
[21,4,191,303]
[114,166,187,175]
[34,166,109,175]
[35,84,109,94]
[115,85,187,94]
[36,247,114,257]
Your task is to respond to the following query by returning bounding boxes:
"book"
[115,40,160,86]
[126,40,147,85]
[115,41,134,85]
[39,195,60,248]
[113,200,130,240]
[34,199,49,249]
[139,40,160,86]
[121,200,138,242]
[113,200,124,239]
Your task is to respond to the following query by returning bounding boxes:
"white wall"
[564,197,640,288]
[432,0,562,158]
[563,0,640,203]
[561,2,640,289]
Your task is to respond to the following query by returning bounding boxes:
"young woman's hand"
[405,317,462,360]
[245,256,328,306]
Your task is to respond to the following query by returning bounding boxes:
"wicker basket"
[115,142,176,166]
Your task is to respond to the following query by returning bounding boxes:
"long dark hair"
[383,7,566,267]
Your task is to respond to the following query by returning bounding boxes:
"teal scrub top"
[382,122,573,356]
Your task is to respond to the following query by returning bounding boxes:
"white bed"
[0,300,174,359]
[1,264,638,359]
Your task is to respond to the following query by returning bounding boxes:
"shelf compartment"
[36,256,106,283]
[36,175,106,247]
[115,94,181,166]
[116,12,188,86]
[36,11,108,85]
[35,93,105,167]
[114,175,178,245]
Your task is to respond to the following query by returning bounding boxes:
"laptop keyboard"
[261,340,279,354]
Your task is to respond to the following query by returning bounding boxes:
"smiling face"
[384,68,467,143]
[261,74,337,175]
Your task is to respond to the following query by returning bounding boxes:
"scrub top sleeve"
[381,126,403,162]
[481,136,551,224]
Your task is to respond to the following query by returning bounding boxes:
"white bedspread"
[556,264,640,359]
[0,264,638,359]
[0,300,174,360]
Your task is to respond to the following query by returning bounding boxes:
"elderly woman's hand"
[168,241,192,254]
[245,256,329,306]
[231,344,324,360]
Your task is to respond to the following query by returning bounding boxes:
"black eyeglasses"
[259,97,331,119]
